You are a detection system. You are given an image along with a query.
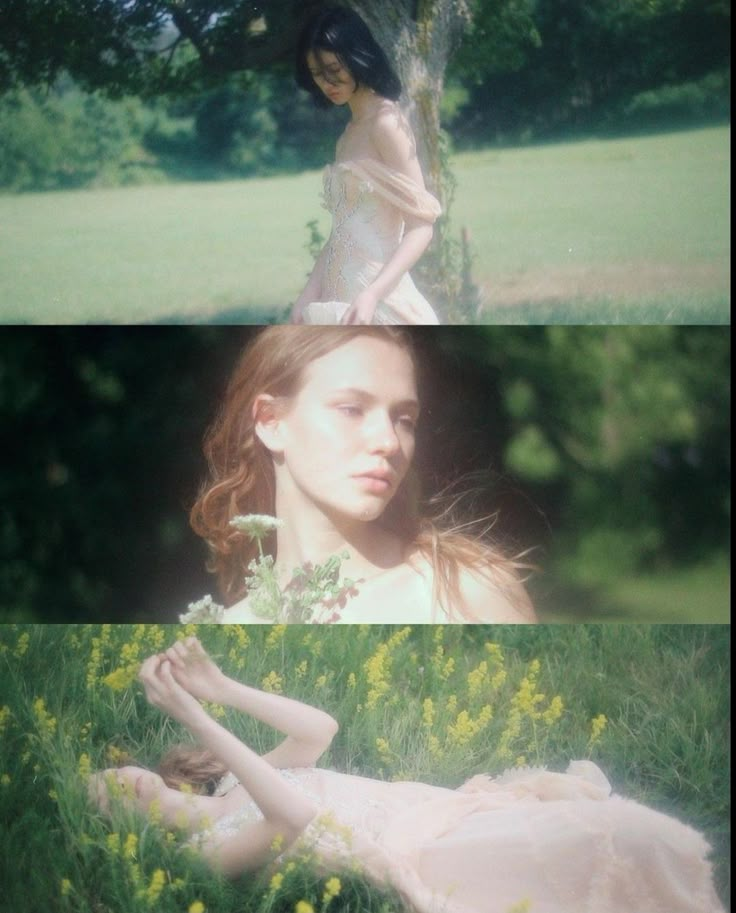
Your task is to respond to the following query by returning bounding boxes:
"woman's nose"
[366,414,401,455]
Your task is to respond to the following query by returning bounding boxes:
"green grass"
[541,552,731,623]
[0,624,729,911]
[0,126,729,323]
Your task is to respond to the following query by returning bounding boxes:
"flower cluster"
[178,515,359,624]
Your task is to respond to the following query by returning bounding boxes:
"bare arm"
[139,654,319,876]
[342,110,435,325]
[164,638,339,767]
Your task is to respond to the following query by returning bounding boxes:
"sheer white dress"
[194,761,724,913]
[302,158,442,325]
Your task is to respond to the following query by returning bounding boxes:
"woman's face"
[89,766,198,824]
[269,336,419,524]
[306,49,357,105]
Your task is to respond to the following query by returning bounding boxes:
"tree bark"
[352,0,471,201]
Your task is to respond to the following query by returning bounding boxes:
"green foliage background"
[0,325,729,623]
[0,0,729,191]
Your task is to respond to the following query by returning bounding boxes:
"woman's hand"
[341,287,379,324]
[161,637,229,705]
[138,654,205,726]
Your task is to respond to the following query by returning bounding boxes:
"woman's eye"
[398,416,417,432]
[337,404,362,417]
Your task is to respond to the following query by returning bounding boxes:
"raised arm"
[163,638,339,768]
[139,654,319,876]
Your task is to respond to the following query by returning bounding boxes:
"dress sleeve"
[338,159,442,223]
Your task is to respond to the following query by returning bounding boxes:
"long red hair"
[190,327,533,619]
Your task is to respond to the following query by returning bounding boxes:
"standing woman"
[291,6,442,325]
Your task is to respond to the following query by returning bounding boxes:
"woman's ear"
[253,394,285,454]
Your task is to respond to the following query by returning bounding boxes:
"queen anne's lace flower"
[179,594,224,624]
[229,514,284,539]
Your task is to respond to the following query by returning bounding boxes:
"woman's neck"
[273,494,405,585]
[347,87,387,125]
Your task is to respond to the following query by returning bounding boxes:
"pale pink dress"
[200,762,724,913]
[302,158,442,325]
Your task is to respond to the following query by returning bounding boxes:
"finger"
[165,642,188,667]
[158,658,182,688]
[138,654,161,681]
[187,637,207,659]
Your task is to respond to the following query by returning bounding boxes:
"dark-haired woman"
[291,6,441,325]
[90,638,726,913]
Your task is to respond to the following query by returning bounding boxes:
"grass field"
[0,624,729,911]
[0,126,729,323]
[539,552,731,623]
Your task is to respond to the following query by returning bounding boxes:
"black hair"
[295,6,402,108]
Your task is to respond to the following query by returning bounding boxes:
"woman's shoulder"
[408,552,536,624]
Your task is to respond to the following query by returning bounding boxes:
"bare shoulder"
[370,102,422,180]
[456,565,537,624]
[406,552,536,624]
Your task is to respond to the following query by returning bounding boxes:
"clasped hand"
[138,637,228,723]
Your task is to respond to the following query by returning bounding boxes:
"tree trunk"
[351,1,472,311]
[352,0,471,201]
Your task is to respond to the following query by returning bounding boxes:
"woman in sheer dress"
[89,637,725,913]
[290,6,442,325]
[189,326,535,624]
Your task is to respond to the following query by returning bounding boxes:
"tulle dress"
[196,762,724,913]
[302,158,442,325]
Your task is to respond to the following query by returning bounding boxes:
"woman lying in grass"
[89,637,724,913]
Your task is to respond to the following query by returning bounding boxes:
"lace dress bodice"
[303,158,442,326]
[193,763,724,913]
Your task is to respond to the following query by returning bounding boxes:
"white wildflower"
[179,594,224,624]
[229,514,284,539]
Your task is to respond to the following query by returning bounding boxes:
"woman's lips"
[354,473,393,494]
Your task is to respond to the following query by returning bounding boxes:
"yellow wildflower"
[588,713,608,748]
[324,876,341,898]
[269,872,284,892]
[1,774,11,786]
[261,671,284,693]
[266,625,287,648]
[422,697,435,728]
[60,878,72,897]
[106,832,120,854]
[123,832,138,859]
[0,705,11,736]
[542,695,564,725]
[347,672,357,689]
[295,902,315,913]
[188,902,205,913]
[467,660,488,698]
[78,753,91,781]
[145,868,166,905]
[32,697,57,736]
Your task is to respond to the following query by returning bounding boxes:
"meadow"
[0,623,729,912]
[0,126,729,324]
